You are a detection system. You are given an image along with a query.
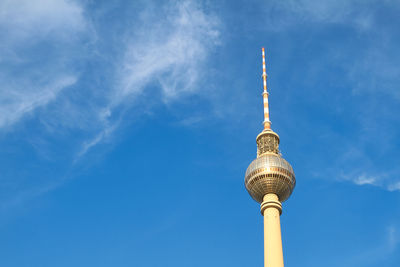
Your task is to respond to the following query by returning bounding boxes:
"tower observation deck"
[244,48,296,267]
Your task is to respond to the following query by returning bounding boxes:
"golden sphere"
[245,153,295,203]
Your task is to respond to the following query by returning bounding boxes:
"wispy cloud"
[265,0,399,31]
[387,225,400,251]
[338,171,400,192]
[0,0,89,129]
[0,75,77,128]
[387,182,400,192]
[0,0,221,208]
[79,0,220,156]
[0,0,86,43]
[353,175,377,186]
[302,1,367,24]
[333,144,399,192]
[77,119,120,159]
[116,0,219,102]
[0,0,93,210]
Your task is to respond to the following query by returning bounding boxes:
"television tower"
[245,48,296,267]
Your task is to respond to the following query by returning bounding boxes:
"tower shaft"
[261,194,284,267]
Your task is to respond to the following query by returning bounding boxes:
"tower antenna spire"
[262,48,271,130]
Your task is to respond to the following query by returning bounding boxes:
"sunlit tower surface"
[245,48,296,267]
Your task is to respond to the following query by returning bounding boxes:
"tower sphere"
[245,152,295,203]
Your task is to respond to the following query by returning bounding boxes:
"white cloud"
[79,0,220,156]
[339,172,379,187]
[116,0,219,103]
[0,75,77,128]
[0,178,64,211]
[267,0,382,31]
[339,171,400,192]
[0,0,89,130]
[0,1,222,212]
[0,0,94,209]
[0,0,86,43]
[388,182,400,192]
[0,1,221,204]
[387,225,400,251]
[77,120,119,159]
[353,175,377,186]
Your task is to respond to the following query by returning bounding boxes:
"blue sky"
[0,0,400,266]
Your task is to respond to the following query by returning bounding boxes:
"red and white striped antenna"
[262,47,271,130]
